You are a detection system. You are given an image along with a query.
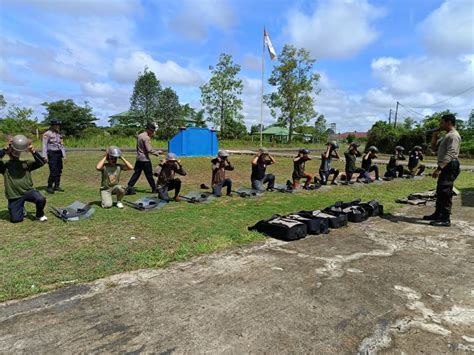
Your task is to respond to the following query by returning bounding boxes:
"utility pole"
[394,101,399,127]
[388,108,392,125]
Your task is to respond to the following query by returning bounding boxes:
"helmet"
[299,148,310,155]
[413,145,422,151]
[350,142,360,148]
[11,135,29,152]
[259,147,269,155]
[218,150,229,158]
[166,153,177,161]
[368,146,379,153]
[328,141,339,150]
[108,146,122,158]
[395,145,405,152]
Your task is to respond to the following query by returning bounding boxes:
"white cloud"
[6,0,141,16]
[420,0,474,56]
[371,55,474,99]
[110,51,203,86]
[81,82,115,97]
[286,0,384,59]
[168,0,235,41]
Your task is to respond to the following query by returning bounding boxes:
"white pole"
[260,27,265,148]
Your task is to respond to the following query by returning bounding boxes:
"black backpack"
[249,215,307,241]
[359,200,384,217]
[324,200,368,223]
[285,214,329,235]
[298,210,347,229]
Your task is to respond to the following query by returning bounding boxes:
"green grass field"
[1,152,473,302]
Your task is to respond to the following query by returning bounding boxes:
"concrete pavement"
[1,191,474,353]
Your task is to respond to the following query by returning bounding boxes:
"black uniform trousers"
[435,160,460,221]
[8,190,46,223]
[157,179,181,201]
[127,161,156,192]
[384,165,404,179]
[212,178,232,197]
[47,150,63,188]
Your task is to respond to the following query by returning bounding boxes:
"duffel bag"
[286,214,329,235]
[249,215,307,241]
[299,210,348,229]
[324,202,368,223]
[359,200,384,217]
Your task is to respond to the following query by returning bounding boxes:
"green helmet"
[11,135,29,152]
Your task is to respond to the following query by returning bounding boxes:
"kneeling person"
[251,148,276,191]
[155,153,186,201]
[361,146,380,182]
[292,148,313,189]
[211,150,234,197]
[319,142,340,185]
[408,146,425,176]
[385,146,405,179]
[96,146,133,209]
[0,135,47,223]
[344,142,363,182]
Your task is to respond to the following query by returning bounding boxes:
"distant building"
[251,126,313,143]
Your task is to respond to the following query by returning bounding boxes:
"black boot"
[430,220,451,227]
[423,213,440,221]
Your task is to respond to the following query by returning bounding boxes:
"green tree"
[250,124,262,135]
[0,94,6,111]
[42,100,97,136]
[200,53,243,138]
[180,104,207,128]
[403,117,415,129]
[468,109,474,129]
[223,115,248,139]
[314,114,327,142]
[265,45,320,143]
[0,105,38,135]
[155,87,182,139]
[346,133,356,144]
[129,66,162,126]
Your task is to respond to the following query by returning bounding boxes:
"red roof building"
[332,131,368,139]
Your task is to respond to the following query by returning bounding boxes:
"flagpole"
[260,27,265,148]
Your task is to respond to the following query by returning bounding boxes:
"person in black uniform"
[423,114,461,227]
[384,146,405,179]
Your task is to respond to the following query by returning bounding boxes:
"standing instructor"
[423,113,461,227]
[126,123,163,195]
[42,119,66,194]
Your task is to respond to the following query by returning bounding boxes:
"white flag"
[264,29,277,60]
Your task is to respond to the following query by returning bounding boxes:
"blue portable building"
[168,127,218,157]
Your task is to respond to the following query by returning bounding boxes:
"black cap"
[50,119,61,126]
[146,122,156,131]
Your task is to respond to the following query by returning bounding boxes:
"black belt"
[47,150,62,154]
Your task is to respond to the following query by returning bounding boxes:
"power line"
[412,86,474,109]
[398,102,425,118]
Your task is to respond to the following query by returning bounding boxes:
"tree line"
[0,44,323,142]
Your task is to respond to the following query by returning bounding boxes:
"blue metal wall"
[168,127,218,157]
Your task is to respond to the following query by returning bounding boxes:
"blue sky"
[1,0,473,132]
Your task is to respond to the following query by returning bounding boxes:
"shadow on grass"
[460,187,474,208]
[0,209,37,222]
[380,213,429,226]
